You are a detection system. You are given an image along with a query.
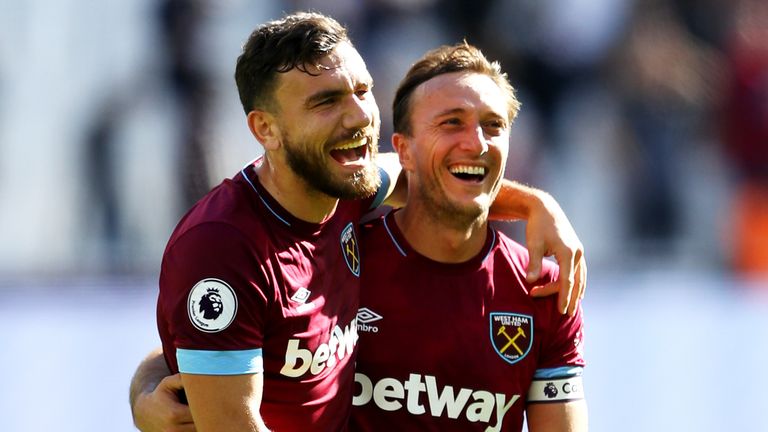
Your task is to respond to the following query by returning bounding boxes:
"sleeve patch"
[187,278,238,333]
[177,348,263,375]
[527,376,585,403]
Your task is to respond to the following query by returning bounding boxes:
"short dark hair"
[234,12,349,114]
[392,42,521,135]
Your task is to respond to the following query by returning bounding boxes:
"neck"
[256,155,338,223]
[394,202,488,263]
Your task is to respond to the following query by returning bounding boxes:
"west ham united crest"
[340,222,360,277]
[188,278,238,333]
[490,312,533,364]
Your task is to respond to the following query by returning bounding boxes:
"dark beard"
[284,135,381,200]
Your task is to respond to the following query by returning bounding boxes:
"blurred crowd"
[1,0,766,280]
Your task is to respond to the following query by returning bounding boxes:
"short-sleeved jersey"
[350,210,585,431]
[157,160,376,431]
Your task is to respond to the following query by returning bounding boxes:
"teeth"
[334,138,366,150]
[449,165,486,176]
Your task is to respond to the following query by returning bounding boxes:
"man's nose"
[343,95,375,130]
[462,125,489,155]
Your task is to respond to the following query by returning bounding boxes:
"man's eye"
[312,97,337,108]
[441,118,462,126]
[483,121,506,134]
[355,89,369,98]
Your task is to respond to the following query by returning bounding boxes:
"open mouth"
[330,138,368,164]
[449,165,486,183]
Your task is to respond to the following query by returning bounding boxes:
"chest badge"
[340,222,361,277]
[490,312,533,364]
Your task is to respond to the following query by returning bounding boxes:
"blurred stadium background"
[1,0,766,431]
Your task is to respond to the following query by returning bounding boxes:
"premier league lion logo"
[199,288,223,319]
[188,278,238,333]
[544,382,558,399]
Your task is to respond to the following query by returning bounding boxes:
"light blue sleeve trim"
[369,167,391,210]
[177,348,263,375]
[533,366,583,380]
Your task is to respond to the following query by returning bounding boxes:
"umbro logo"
[291,287,311,304]
[357,307,383,323]
[357,307,382,333]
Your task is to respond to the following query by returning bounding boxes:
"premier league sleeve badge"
[187,278,238,333]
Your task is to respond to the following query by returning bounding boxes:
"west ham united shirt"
[157,160,379,431]
[351,210,586,431]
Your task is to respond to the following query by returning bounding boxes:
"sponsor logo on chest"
[280,318,359,378]
[354,372,519,431]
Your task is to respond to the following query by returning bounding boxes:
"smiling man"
[351,43,588,431]
[148,14,390,432]
[129,12,587,432]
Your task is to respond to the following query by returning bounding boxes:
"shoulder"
[338,194,380,221]
[494,231,559,283]
[171,182,234,234]
[159,221,273,310]
[357,209,403,260]
[167,178,270,253]
[163,222,260,275]
[161,176,277,272]
[358,207,389,235]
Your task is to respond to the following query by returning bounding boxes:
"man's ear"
[392,133,415,171]
[247,110,281,151]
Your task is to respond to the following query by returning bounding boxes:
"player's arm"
[525,367,588,432]
[491,180,586,316]
[130,348,196,432]
[153,224,272,431]
[527,287,588,431]
[377,150,585,315]
[526,400,588,431]
[181,372,269,432]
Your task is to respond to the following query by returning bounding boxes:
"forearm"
[489,180,552,221]
[129,347,171,409]
[526,400,588,431]
[182,372,269,432]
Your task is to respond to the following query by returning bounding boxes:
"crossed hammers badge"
[490,312,533,364]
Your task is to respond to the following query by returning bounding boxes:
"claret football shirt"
[351,210,586,431]
[157,159,379,431]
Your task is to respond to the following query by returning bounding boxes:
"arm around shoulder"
[488,180,548,221]
[491,180,587,315]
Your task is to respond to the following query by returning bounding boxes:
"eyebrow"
[433,106,508,126]
[304,76,373,109]
[433,107,504,119]
[305,88,348,108]
[433,107,467,118]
